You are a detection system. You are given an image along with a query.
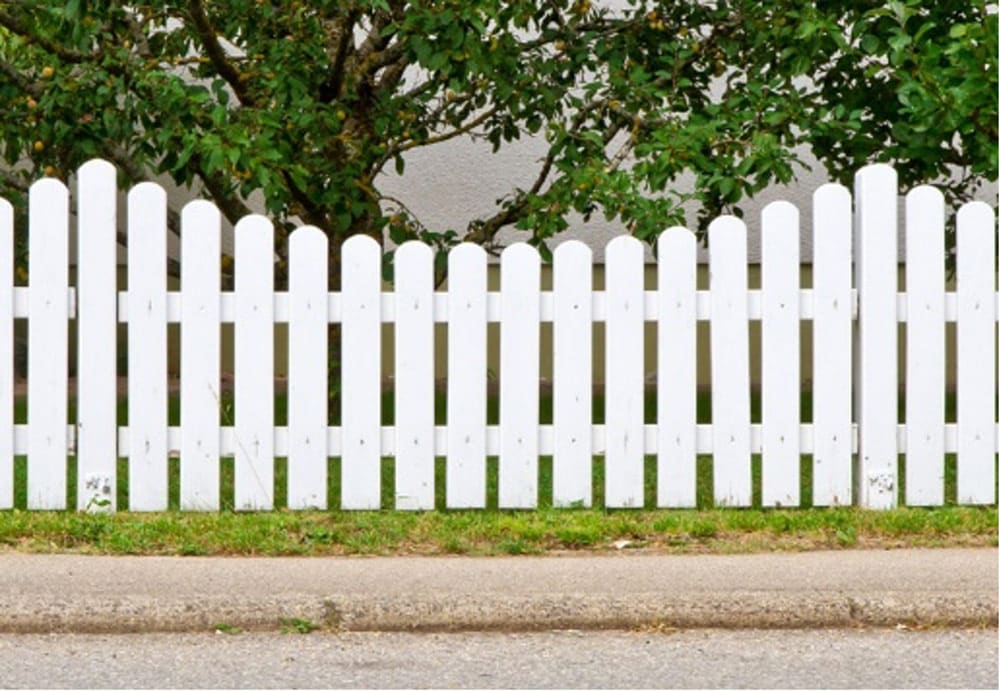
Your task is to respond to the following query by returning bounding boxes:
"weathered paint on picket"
[761,201,800,508]
[287,226,328,509]
[956,202,996,504]
[3,160,997,513]
[27,178,69,510]
[905,186,946,506]
[179,200,221,511]
[656,227,697,508]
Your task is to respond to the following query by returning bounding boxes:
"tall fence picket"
[956,202,997,504]
[853,164,898,509]
[127,183,168,513]
[657,228,697,508]
[499,243,539,509]
[905,186,945,505]
[446,244,487,508]
[234,215,274,510]
[0,199,11,509]
[812,183,852,506]
[394,241,435,510]
[27,178,69,509]
[709,216,752,507]
[180,200,221,511]
[76,160,118,512]
[605,236,645,507]
[341,234,381,509]
[553,240,593,507]
[287,226,328,509]
[761,201,800,507]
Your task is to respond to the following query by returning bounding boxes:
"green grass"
[2,390,995,557]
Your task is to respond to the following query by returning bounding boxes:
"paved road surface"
[0,629,995,689]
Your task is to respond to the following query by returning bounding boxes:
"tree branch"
[185,0,254,106]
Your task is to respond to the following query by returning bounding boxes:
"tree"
[0,0,995,287]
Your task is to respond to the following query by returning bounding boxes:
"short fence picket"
[1,160,997,512]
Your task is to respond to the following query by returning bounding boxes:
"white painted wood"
[127,182,169,513]
[76,160,119,512]
[761,201,800,507]
[904,186,945,506]
[341,234,382,509]
[709,216,751,507]
[812,184,853,506]
[853,164,898,509]
[287,226,328,509]
[605,236,645,508]
[553,240,592,507]
[499,243,540,508]
[180,201,221,511]
[446,244,487,508]
[234,215,274,510]
[0,199,12,509]
[956,202,996,504]
[394,241,435,510]
[657,227,697,507]
[27,178,69,509]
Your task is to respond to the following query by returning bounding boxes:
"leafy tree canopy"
[0,0,995,281]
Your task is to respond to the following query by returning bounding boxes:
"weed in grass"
[835,526,857,546]
[213,623,242,635]
[689,520,719,539]
[280,618,320,634]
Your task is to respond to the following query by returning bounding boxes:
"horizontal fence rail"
[0,159,997,512]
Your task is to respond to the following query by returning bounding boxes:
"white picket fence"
[0,160,997,512]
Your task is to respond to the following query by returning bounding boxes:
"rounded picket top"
[29,175,68,198]
[77,157,115,181]
[448,241,487,265]
[854,163,898,205]
[813,182,850,207]
[343,232,381,255]
[500,241,539,264]
[128,180,167,208]
[707,214,745,242]
[906,184,944,207]
[956,200,995,232]
[396,238,433,264]
[0,196,13,221]
[762,200,798,228]
[181,198,221,228]
[606,233,643,259]
[289,224,328,255]
[235,213,273,240]
[553,238,591,264]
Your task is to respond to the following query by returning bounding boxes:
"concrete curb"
[1,549,996,633]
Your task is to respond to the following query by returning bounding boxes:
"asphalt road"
[0,629,995,689]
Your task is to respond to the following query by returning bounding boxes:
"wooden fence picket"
[657,227,697,508]
[0,199,11,509]
[446,244,487,508]
[904,186,945,505]
[76,160,118,512]
[27,178,69,509]
[761,201,800,507]
[853,164,898,509]
[394,241,435,510]
[605,235,645,508]
[287,226,328,509]
[709,216,751,507]
[499,243,539,508]
[127,182,169,513]
[340,234,382,509]
[553,240,593,507]
[956,202,996,504]
[811,183,852,506]
[180,200,221,511]
[234,215,274,510]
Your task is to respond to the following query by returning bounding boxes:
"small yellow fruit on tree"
[33,140,45,152]
[41,66,54,79]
